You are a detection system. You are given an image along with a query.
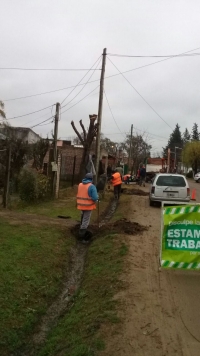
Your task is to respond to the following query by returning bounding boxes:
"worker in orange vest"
[111,169,122,199]
[76,172,98,243]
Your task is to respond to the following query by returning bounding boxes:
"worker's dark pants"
[114,184,121,199]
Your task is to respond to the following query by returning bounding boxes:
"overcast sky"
[1,0,200,155]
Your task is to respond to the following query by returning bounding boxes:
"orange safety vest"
[76,183,96,210]
[112,172,122,186]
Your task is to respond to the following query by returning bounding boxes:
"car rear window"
[156,176,186,187]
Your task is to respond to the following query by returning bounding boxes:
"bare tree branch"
[71,121,84,145]
[79,120,87,141]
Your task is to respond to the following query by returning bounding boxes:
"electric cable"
[103,89,126,138]
[3,45,199,102]
[61,85,99,115]
[4,104,55,121]
[107,57,173,130]
[30,117,54,129]
[61,57,102,109]
[61,55,101,105]
[0,67,100,71]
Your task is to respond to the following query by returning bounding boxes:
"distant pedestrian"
[111,169,122,199]
[139,166,146,187]
[76,173,98,243]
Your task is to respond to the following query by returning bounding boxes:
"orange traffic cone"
[191,189,196,201]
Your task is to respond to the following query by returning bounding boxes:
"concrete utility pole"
[52,102,60,198]
[95,48,107,185]
[128,124,133,171]
[3,144,11,208]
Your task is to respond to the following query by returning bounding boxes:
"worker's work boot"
[82,230,93,244]
[78,229,86,241]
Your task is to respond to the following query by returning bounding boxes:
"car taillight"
[151,187,155,194]
[187,188,190,196]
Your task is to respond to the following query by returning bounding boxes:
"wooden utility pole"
[52,102,60,198]
[94,48,107,185]
[3,144,11,208]
[128,124,133,172]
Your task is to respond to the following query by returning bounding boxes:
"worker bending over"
[111,169,122,199]
[77,173,98,243]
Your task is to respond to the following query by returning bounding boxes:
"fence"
[61,154,82,185]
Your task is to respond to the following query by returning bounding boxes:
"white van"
[149,174,190,206]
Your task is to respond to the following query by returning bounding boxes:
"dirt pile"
[122,188,149,196]
[71,218,147,237]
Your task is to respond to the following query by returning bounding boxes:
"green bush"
[19,169,51,202]
[186,170,193,178]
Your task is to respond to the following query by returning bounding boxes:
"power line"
[4,104,55,121]
[107,53,200,58]
[61,55,101,105]
[30,117,54,129]
[107,57,173,130]
[61,85,100,115]
[0,67,100,71]
[61,56,102,108]
[103,89,126,138]
[3,45,200,103]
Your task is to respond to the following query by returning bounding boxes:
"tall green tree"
[182,141,200,174]
[182,128,190,145]
[191,123,199,141]
[163,124,183,159]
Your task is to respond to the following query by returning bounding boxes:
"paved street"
[188,179,200,203]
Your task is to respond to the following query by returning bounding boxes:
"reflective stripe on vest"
[76,183,96,210]
[112,172,122,186]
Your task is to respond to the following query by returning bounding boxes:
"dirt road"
[101,188,200,356]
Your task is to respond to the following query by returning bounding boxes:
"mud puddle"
[122,188,149,196]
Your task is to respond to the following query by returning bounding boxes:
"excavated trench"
[19,197,147,356]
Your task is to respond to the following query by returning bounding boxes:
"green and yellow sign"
[161,204,200,269]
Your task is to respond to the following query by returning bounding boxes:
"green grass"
[0,218,75,356]
[11,188,111,223]
[37,233,129,356]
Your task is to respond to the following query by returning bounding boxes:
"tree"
[32,138,50,171]
[0,101,6,119]
[182,141,200,174]
[163,124,183,161]
[182,128,190,146]
[71,115,98,179]
[122,133,151,173]
[100,134,118,156]
[0,130,31,191]
[191,123,199,141]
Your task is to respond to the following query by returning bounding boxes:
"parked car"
[149,173,190,206]
[194,172,200,183]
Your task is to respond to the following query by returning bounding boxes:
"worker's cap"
[85,172,93,180]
